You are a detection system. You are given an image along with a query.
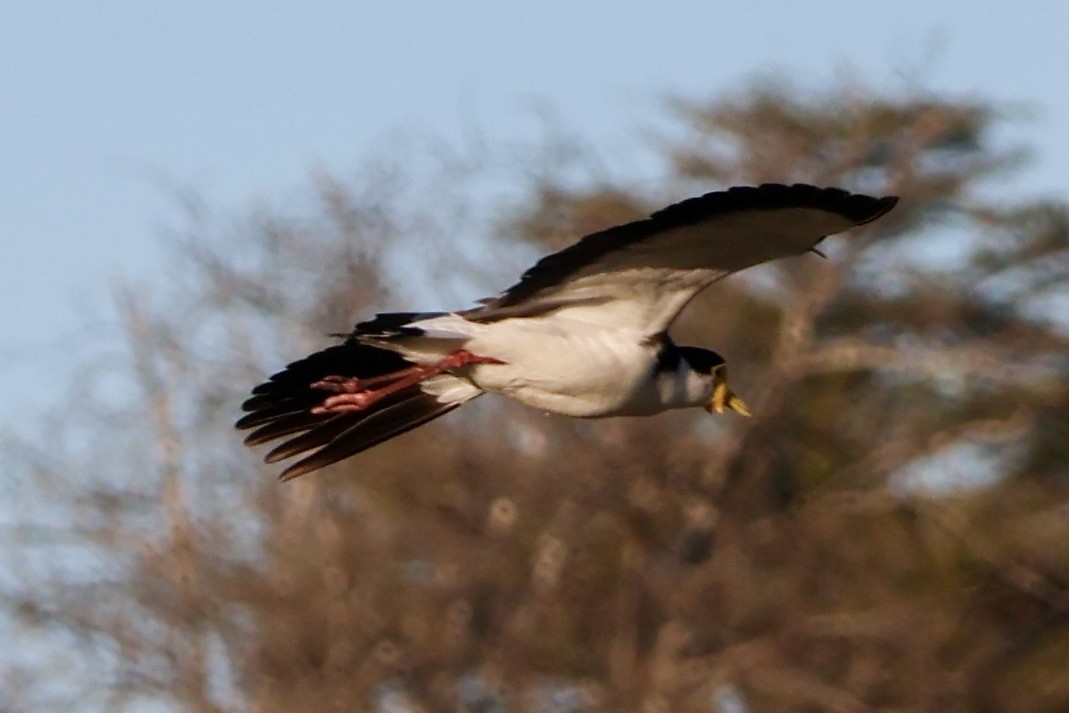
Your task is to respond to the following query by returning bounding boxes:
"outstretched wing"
[473,184,897,331]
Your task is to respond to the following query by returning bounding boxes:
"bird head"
[706,364,751,417]
[677,347,751,417]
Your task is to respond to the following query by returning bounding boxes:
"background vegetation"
[5,78,1069,712]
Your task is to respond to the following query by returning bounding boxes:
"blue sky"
[2,1,1068,440]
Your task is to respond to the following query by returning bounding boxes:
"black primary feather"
[488,183,897,309]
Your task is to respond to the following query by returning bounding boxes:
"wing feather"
[474,183,897,331]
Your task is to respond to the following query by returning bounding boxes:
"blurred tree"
[5,79,1069,713]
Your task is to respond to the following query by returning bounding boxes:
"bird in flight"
[238,183,897,480]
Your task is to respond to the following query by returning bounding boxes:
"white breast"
[459,317,658,417]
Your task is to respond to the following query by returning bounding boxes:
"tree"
[6,79,1069,713]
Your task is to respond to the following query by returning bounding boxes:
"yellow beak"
[706,368,751,417]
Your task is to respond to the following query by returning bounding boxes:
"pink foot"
[311,391,381,414]
[310,367,421,394]
[310,350,503,415]
[436,349,504,370]
[309,375,363,394]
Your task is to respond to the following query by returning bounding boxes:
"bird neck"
[651,338,716,410]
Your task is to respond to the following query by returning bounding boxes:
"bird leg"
[310,368,423,394]
[310,350,503,415]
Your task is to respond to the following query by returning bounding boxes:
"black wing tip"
[654,183,898,228]
[487,182,897,312]
[856,195,899,225]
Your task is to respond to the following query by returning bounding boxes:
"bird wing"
[472,184,897,332]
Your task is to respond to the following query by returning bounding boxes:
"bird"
[237,183,897,480]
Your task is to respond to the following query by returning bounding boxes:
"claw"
[309,350,503,415]
[310,375,363,393]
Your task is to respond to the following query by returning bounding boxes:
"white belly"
[460,319,661,417]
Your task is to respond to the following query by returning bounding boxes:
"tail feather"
[263,414,358,463]
[258,388,417,459]
[236,401,314,431]
[237,330,479,479]
[243,410,342,448]
[249,342,410,398]
[237,342,409,430]
[276,388,468,481]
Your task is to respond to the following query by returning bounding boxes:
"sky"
[2,1,1068,442]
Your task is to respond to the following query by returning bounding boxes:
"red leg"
[310,350,503,415]
[310,367,423,394]
[435,349,504,370]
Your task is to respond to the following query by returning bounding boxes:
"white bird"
[237,183,897,479]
